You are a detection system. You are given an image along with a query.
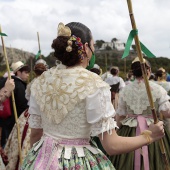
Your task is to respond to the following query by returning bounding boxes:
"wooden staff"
[124,58,126,79]
[0,25,23,165]
[126,1,170,169]
[37,32,41,59]
[127,0,170,169]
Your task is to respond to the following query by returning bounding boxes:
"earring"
[80,56,84,63]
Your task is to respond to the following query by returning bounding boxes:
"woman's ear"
[84,42,89,54]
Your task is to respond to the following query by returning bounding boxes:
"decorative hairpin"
[57,22,71,37]
[66,35,85,60]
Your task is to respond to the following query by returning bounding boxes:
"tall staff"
[0,25,23,165]
[37,32,41,59]
[126,1,169,169]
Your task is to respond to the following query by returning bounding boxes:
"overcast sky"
[0,0,170,58]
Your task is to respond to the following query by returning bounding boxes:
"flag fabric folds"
[122,29,156,59]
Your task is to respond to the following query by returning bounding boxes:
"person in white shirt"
[105,66,125,109]
[101,67,112,81]
[105,66,125,90]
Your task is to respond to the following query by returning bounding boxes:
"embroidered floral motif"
[31,66,109,124]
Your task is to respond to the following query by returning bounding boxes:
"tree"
[111,38,118,42]
[95,40,105,49]
[131,44,136,51]
[105,45,112,50]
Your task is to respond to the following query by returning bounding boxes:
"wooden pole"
[30,56,33,80]
[105,53,108,72]
[0,25,23,165]
[37,32,41,59]
[124,58,126,79]
[126,1,169,169]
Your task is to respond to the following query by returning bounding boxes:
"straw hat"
[132,57,146,63]
[158,67,165,73]
[11,61,25,73]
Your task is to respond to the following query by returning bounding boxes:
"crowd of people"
[0,21,169,170]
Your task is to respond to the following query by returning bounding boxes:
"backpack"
[110,82,120,101]
[0,98,12,119]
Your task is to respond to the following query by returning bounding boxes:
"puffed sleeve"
[116,91,127,116]
[119,77,126,90]
[158,88,170,115]
[86,87,118,139]
[28,95,43,129]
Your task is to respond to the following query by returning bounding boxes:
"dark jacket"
[0,76,28,130]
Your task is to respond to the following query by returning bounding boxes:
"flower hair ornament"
[66,35,85,61]
[57,22,85,61]
[57,22,71,37]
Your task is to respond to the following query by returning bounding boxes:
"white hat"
[35,59,48,69]
[93,64,100,69]
[11,61,25,73]
[35,59,47,65]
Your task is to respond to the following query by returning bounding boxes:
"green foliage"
[105,45,112,50]
[111,38,118,42]
[1,47,170,79]
[44,52,57,68]
[95,50,170,77]
[147,57,170,73]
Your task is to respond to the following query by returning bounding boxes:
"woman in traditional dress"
[111,57,170,170]
[21,22,164,170]
[0,79,15,170]
[4,59,48,170]
[155,67,170,95]
[154,67,170,132]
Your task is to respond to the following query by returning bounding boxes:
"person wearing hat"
[111,57,170,170]
[0,61,30,147]
[90,64,101,75]
[4,59,47,170]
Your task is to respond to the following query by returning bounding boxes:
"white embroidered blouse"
[28,64,118,139]
[117,79,170,127]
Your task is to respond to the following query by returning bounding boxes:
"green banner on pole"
[122,29,156,59]
[0,32,7,36]
[35,50,41,60]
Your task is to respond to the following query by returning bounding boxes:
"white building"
[100,40,125,51]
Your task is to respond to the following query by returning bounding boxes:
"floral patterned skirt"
[21,136,115,170]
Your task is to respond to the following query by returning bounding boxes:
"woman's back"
[30,65,110,138]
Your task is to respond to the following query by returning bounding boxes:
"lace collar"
[120,79,166,114]
[31,66,109,124]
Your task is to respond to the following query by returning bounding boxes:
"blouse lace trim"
[120,80,165,115]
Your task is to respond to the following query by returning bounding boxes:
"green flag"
[35,50,41,60]
[0,32,7,36]
[122,29,156,59]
